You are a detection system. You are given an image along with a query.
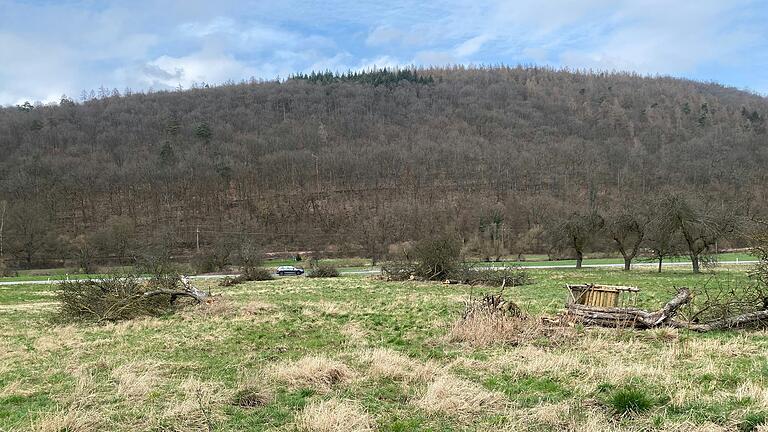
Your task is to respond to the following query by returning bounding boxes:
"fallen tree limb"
[143,276,209,304]
[670,310,768,332]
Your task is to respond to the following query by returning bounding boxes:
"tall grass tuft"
[606,386,654,415]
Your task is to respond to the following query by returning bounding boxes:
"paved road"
[0,260,757,286]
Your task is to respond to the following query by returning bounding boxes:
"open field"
[1,268,768,431]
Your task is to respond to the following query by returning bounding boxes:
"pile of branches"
[56,273,209,323]
[449,267,531,287]
[452,279,573,347]
[461,279,522,319]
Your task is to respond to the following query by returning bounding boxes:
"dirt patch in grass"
[296,398,374,432]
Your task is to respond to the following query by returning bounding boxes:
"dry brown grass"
[162,377,229,432]
[111,360,164,401]
[340,321,368,345]
[296,398,374,432]
[361,348,437,382]
[447,312,572,348]
[33,325,85,353]
[272,355,353,391]
[241,299,276,315]
[415,374,506,418]
[301,301,349,317]
[32,369,106,431]
[502,402,616,432]
[31,407,106,432]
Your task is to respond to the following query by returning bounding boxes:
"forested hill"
[1,66,767,265]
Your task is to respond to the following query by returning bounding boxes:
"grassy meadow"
[2,267,768,431]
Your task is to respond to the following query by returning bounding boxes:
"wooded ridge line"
[0,67,766,269]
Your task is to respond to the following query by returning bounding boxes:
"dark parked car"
[276,265,304,276]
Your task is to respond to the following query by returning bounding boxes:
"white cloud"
[366,25,422,47]
[454,34,490,57]
[0,0,766,104]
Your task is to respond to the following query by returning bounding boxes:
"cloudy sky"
[1,0,767,105]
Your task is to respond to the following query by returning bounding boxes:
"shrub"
[308,263,340,278]
[606,386,654,415]
[0,260,16,277]
[382,235,461,281]
[450,267,531,287]
[56,274,174,323]
[412,236,461,280]
[220,267,273,287]
[191,250,217,273]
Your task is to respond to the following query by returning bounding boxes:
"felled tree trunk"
[143,276,209,304]
[566,288,691,329]
[566,288,768,332]
[671,310,768,332]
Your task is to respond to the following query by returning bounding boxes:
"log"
[566,288,692,329]
[671,310,768,332]
[143,276,209,304]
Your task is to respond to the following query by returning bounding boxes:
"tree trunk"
[623,257,632,271]
[658,257,663,273]
[143,276,209,304]
[575,250,583,269]
[671,310,768,332]
[691,254,700,273]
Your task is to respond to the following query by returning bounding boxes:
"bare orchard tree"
[643,205,682,273]
[6,202,57,268]
[664,194,737,273]
[548,210,604,269]
[604,201,650,270]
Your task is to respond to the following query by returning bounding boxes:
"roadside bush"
[450,267,531,287]
[382,235,461,281]
[191,250,218,274]
[220,267,273,287]
[308,263,340,278]
[0,260,16,277]
[412,236,461,280]
[56,274,174,323]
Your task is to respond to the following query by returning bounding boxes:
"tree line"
[0,66,765,272]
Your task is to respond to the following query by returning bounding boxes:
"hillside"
[0,66,766,266]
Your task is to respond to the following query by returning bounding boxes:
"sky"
[1,0,767,105]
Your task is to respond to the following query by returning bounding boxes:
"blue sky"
[1,0,767,105]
